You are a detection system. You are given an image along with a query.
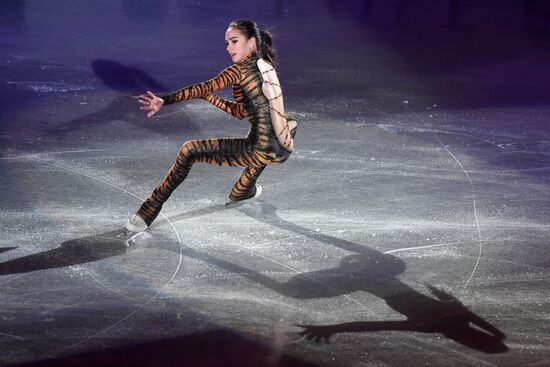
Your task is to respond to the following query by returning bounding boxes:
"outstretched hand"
[139,91,164,117]
[297,324,335,344]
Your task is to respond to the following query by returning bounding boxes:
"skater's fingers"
[138,99,151,106]
[147,91,156,98]
[139,94,152,101]
[147,110,156,118]
[140,106,152,111]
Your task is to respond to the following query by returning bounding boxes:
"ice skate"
[125,213,148,232]
[225,184,262,208]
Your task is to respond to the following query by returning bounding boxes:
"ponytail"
[259,29,276,66]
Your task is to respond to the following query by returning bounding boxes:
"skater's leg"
[225,120,297,203]
[228,165,266,201]
[136,143,193,226]
[134,137,260,227]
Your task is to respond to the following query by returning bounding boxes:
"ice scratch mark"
[472,278,550,286]
[0,274,25,287]
[108,262,167,278]
[83,269,137,301]
[0,331,25,340]
[9,155,183,358]
[0,149,108,160]
[385,241,468,254]
[6,81,94,93]
[377,123,499,146]
[485,295,549,321]
[286,334,308,344]
[525,358,550,367]
[401,102,482,294]
[401,336,498,367]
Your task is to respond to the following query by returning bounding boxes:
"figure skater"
[126,20,297,232]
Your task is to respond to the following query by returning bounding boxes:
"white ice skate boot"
[225,184,262,208]
[126,214,148,232]
[252,183,262,200]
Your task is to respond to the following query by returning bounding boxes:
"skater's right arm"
[160,64,242,105]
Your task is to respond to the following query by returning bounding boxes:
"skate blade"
[114,229,147,246]
[115,229,133,238]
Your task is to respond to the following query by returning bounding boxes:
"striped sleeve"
[201,94,246,120]
[161,64,241,105]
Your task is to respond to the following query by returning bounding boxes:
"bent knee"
[178,140,198,158]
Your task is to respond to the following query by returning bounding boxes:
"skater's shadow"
[151,201,264,230]
[0,202,238,275]
[180,201,507,353]
[151,203,228,229]
[0,229,129,275]
[92,59,167,93]
[0,247,17,255]
[43,59,199,137]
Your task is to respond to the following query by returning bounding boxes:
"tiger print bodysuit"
[136,51,297,226]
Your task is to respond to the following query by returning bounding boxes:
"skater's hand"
[297,324,334,344]
[139,91,164,118]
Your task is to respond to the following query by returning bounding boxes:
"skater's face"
[225,27,256,64]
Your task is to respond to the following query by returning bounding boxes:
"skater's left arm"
[201,94,246,120]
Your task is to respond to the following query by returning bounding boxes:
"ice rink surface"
[1,1,550,366]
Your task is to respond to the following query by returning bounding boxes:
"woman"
[126,20,297,232]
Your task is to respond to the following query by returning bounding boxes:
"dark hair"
[228,19,276,66]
